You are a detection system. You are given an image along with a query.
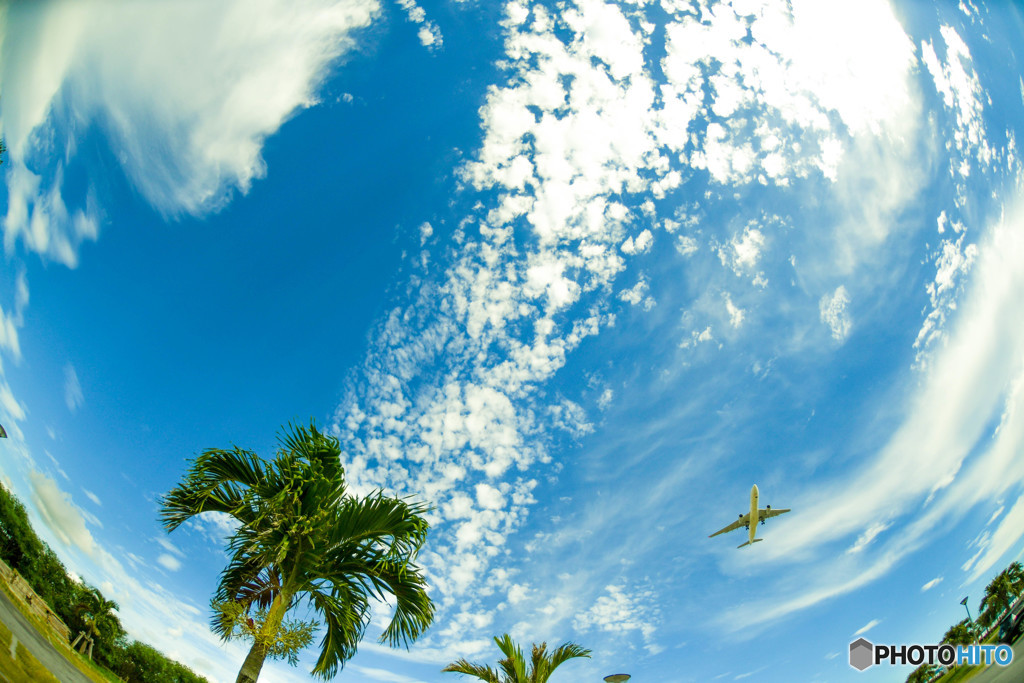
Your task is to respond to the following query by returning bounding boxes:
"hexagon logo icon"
[849,638,874,671]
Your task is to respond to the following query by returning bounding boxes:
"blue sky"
[2,1,1024,682]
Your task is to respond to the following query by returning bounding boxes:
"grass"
[0,619,61,682]
[940,664,982,682]
[934,631,1012,682]
[0,580,121,683]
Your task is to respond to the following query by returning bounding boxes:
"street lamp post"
[961,597,979,645]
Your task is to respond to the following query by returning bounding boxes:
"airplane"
[709,484,790,548]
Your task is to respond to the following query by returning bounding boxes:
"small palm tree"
[70,586,120,660]
[442,634,591,683]
[906,661,941,683]
[160,422,435,682]
[980,571,1017,623]
[1005,561,1024,596]
[942,619,976,650]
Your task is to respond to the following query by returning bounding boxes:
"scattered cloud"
[396,0,442,49]
[0,271,28,361]
[853,619,881,636]
[157,554,182,572]
[63,364,84,413]
[27,469,95,556]
[819,286,852,342]
[573,583,662,654]
[82,488,101,506]
[351,666,432,683]
[846,522,890,555]
[922,577,943,592]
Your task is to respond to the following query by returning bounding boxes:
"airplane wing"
[758,507,790,521]
[709,514,749,537]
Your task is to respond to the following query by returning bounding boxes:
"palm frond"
[328,492,431,558]
[441,659,502,683]
[277,421,345,488]
[307,583,368,679]
[369,558,435,648]
[544,641,591,678]
[493,635,527,682]
[233,566,283,611]
[529,642,549,682]
[159,447,266,530]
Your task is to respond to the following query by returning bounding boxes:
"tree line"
[0,481,208,683]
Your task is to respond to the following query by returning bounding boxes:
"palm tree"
[906,661,941,683]
[980,571,1017,624]
[70,586,120,660]
[160,422,435,683]
[1005,561,1024,598]
[442,634,591,683]
[942,619,976,649]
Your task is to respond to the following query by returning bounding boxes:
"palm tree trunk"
[234,589,292,683]
[235,639,270,683]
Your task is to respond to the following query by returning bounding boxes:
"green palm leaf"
[443,634,590,683]
[441,659,502,683]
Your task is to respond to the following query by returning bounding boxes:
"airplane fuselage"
[748,483,759,545]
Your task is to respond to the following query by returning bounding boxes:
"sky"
[2,0,1024,681]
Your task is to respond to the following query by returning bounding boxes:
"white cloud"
[846,522,890,555]
[618,278,655,310]
[965,493,1024,583]
[44,451,69,482]
[185,510,240,546]
[986,506,1004,526]
[27,469,95,556]
[621,229,653,255]
[0,379,27,424]
[1,0,380,265]
[0,271,28,361]
[351,666,432,683]
[921,577,943,592]
[82,488,101,506]
[920,26,993,181]
[725,295,744,328]
[64,363,83,413]
[573,583,661,653]
[156,536,185,557]
[819,285,851,342]
[157,554,182,572]
[853,619,881,636]
[396,0,442,50]
[475,483,504,510]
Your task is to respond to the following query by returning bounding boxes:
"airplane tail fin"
[737,539,764,549]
